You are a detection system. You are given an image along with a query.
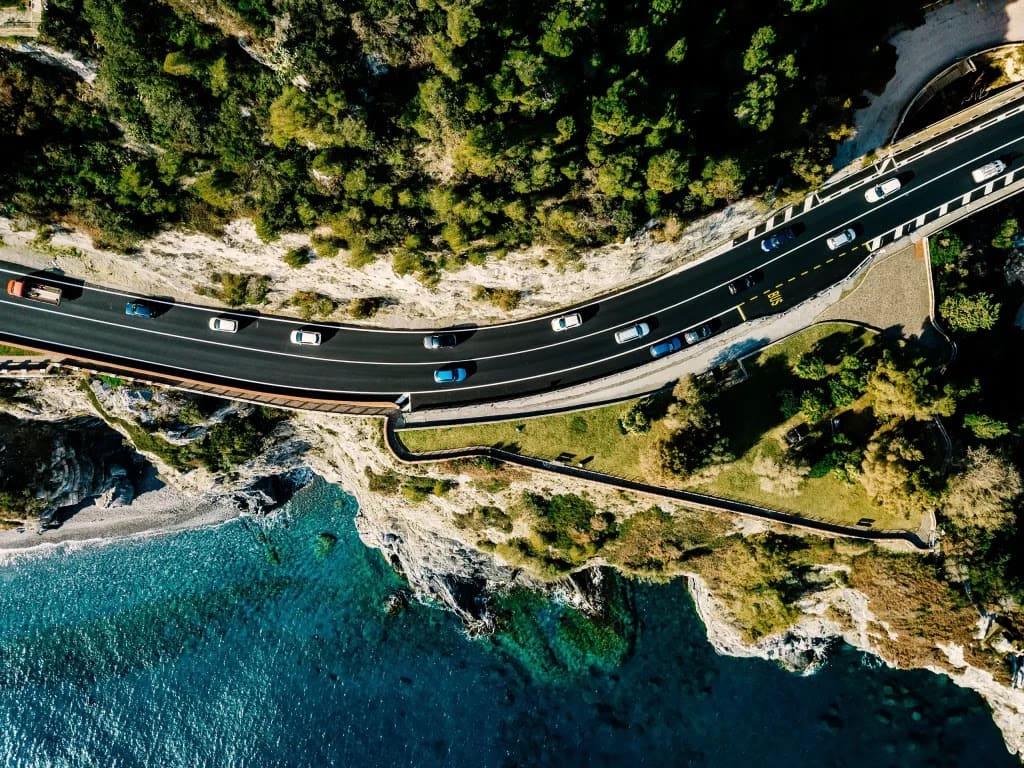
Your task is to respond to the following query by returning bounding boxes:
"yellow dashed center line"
[801,270,809,276]
[775,283,784,289]
[813,264,822,270]
[825,257,835,264]
[787,276,796,282]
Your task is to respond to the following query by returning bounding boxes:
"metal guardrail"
[385,414,931,551]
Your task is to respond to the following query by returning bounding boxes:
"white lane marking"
[5,112,1024,384]
[0,304,739,396]
[5,109,1024,345]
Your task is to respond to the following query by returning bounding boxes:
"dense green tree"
[939,292,1001,332]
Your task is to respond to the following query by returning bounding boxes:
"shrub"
[289,291,337,320]
[348,296,387,319]
[472,285,523,311]
[311,235,341,259]
[778,389,801,419]
[794,353,827,380]
[930,230,963,267]
[963,413,1011,440]
[939,292,1000,332]
[799,388,830,423]
[991,217,1019,249]
[619,400,651,434]
[205,272,271,306]
[283,246,313,268]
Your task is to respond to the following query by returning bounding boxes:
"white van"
[971,160,1006,184]
[614,322,650,344]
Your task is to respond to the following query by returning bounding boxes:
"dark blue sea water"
[0,478,1014,768]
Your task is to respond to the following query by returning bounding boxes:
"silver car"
[826,228,856,251]
[614,322,651,344]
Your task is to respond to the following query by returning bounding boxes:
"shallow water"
[0,478,1013,767]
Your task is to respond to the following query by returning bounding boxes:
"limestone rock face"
[0,414,144,528]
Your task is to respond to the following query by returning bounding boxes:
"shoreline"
[0,484,246,556]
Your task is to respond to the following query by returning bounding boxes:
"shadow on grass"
[716,352,799,457]
[810,329,871,366]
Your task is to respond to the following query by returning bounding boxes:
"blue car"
[125,301,154,318]
[760,227,796,253]
[433,366,468,384]
[649,337,683,359]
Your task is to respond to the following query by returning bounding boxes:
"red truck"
[6,278,62,306]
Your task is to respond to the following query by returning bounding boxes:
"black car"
[760,227,796,253]
[727,269,764,295]
[423,333,457,350]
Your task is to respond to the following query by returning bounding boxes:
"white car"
[971,160,1006,184]
[550,312,582,332]
[290,329,322,346]
[208,316,238,333]
[864,177,901,203]
[826,228,856,251]
[613,322,651,344]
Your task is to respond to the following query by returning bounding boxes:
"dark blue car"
[760,227,796,253]
[125,301,154,318]
[649,337,683,359]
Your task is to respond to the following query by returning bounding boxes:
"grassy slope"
[399,323,915,530]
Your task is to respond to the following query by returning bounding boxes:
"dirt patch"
[815,243,933,343]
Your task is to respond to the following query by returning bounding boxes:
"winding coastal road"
[3,97,1024,409]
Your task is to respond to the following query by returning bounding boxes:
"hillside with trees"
[1,0,922,265]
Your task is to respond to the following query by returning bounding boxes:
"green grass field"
[0,343,35,357]
[398,323,918,531]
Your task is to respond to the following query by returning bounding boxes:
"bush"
[991,217,1019,249]
[283,246,313,268]
[939,292,1000,332]
[204,273,271,306]
[794,353,827,380]
[472,285,523,311]
[778,389,801,419]
[311,235,341,259]
[618,400,651,434]
[930,230,963,267]
[348,296,387,319]
[289,291,337,320]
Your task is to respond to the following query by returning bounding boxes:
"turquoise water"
[0,478,1014,767]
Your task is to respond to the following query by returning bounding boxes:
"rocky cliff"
[0,373,1022,759]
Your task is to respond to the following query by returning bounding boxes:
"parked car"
[760,226,797,253]
[613,322,651,344]
[864,177,901,203]
[550,312,583,332]
[784,423,810,447]
[433,365,467,384]
[683,324,712,345]
[208,316,238,333]
[125,301,154,318]
[290,329,322,346]
[971,160,1006,184]
[649,337,682,358]
[826,227,856,251]
[727,269,764,295]
[423,333,457,349]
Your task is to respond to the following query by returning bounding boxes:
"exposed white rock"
[0,199,763,329]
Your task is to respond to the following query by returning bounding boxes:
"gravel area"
[815,241,934,343]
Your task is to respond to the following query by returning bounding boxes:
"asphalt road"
[3,100,1024,409]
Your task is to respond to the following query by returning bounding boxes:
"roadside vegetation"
[399,321,959,531]
[3,0,923,265]
[83,380,285,473]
